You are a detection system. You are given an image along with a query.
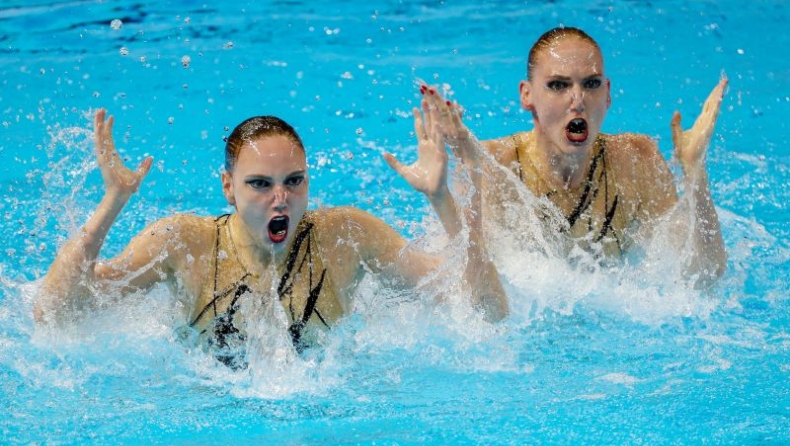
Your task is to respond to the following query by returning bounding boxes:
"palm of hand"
[672,78,727,171]
[384,105,449,198]
[94,109,152,197]
[402,137,448,196]
[421,87,477,163]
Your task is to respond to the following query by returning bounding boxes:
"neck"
[228,214,287,276]
[529,130,595,191]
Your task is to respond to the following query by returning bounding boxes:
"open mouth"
[268,216,289,244]
[565,118,589,143]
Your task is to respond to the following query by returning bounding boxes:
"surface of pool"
[1,0,789,444]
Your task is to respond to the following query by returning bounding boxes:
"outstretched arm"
[384,100,508,321]
[35,109,155,323]
[669,78,728,286]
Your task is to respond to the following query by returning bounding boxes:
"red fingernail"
[429,89,435,95]
[446,101,451,107]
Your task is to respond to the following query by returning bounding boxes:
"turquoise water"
[2,0,789,444]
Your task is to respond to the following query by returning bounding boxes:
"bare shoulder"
[308,206,406,258]
[126,213,217,265]
[482,132,526,166]
[605,133,677,212]
[606,133,672,180]
[308,206,392,238]
[138,214,214,243]
[606,133,659,160]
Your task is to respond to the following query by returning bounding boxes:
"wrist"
[426,183,451,204]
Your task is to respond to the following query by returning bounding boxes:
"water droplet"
[355,128,363,135]
[224,126,230,131]
[119,47,129,56]
[181,55,191,68]
[736,48,745,55]
[223,41,234,49]
[168,117,174,124]
[110,19,123,30]
[139,56,147,63]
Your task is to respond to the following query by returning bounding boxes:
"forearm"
[427,186,463,238]
[35,192,130,322]
[443,147,510,321]
[682,169,726,286]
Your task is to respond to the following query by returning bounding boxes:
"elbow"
[32,303,43,324]
[483,299,509,323]
[32,296,53,325]
[33,285,65,325]
[475,282,510,323]
[690,253,727,290]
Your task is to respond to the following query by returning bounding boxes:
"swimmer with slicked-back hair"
[421,26,727,287]
[35,103,508,369]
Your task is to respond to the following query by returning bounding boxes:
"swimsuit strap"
[276,215,330,352]
[190,214,330,355]
[517,135,622,251]
[189,214,252,327]
[566,141,604,228]
[564,136,622,250]
[513,134,524,182]
[592,138,621,247]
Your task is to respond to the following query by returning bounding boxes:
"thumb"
[137,156,154,180]
[383,153,406,177]
[670,111,683,152]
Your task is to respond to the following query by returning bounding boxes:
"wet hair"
[224,116,304,172]
[527,27,601,80]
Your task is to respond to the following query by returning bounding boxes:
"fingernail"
[446,101,451,107]
[429,89,435,95]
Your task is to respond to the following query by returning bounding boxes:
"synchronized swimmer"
[422,27,726,287]
[34,26,728,368]
[35,104,508,368]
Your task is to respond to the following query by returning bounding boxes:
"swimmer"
[421,27,727,287]
[34,104,508,368]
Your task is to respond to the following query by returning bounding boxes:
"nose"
[570,86,585,113]
[272,185,287,211]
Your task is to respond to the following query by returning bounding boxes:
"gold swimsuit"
[189,212,331,368]
[513,134,628,257]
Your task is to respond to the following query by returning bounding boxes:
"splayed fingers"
[384,106,448,198]
[93,109,153,197]
[419,85,477,162]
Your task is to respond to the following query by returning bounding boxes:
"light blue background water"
[1,1,789,444]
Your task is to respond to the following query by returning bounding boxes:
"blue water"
[2,0,789,444]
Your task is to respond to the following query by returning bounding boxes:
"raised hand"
[94,109,153,199]
[419,85,480,165]
[384,102,449,199]
[671,78,728,174]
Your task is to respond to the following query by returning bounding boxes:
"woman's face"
[520,36,611,156]
[222,134,309,252]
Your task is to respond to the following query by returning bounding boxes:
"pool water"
[2,0,789,444]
